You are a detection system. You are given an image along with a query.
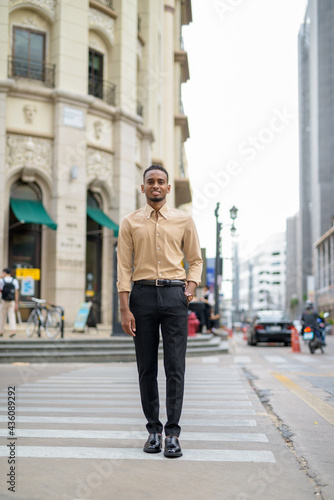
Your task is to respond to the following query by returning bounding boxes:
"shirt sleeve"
[183,216,203,286]
[116,217,134,293]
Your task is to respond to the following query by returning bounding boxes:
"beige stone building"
[0,0,192,327]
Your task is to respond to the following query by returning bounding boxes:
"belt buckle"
[155,279,164,286]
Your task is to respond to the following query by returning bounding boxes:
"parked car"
[247,310,294,346]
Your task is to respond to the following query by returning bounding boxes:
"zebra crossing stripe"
[0,429,268,442]
[234,356,252,364]
[10,388,247,394]
[0,415,256,425]
[0,398,251,407]
[0,446,275,462]
[15,383,245,389]
[0,407,258,423]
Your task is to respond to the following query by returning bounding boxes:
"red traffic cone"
[291,327,301,353]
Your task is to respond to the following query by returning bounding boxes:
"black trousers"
[130,283,188,437]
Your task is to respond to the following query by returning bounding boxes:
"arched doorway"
[86,191,103,324]
[9,181,42,319]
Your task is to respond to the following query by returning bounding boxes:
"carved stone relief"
[94,120,103,140]
[6,134,53,176]
[23,104,37,124]
[9,0,56,21]
[89,8,115,46]
[87,147,113,192]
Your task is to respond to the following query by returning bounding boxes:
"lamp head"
[230,205,238,220]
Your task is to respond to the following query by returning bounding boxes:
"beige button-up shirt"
[117,203,203,292]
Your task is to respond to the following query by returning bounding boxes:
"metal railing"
[88,75,116,106]
[8,56,55,87]
[94,0,113,8]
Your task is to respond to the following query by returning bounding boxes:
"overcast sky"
[182,0,308,261]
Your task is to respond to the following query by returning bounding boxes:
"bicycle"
[26,298,63,339]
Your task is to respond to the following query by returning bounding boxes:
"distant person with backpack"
[0,268,19,338]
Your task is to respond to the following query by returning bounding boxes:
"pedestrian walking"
[0,267,20,338]
[117,165,202,458]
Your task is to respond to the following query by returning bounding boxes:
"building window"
[12,27,45,81]
[88,48,104,100]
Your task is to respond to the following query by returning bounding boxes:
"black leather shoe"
[164,435,183,458]
[143,433,162,453]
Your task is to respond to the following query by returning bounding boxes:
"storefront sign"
[16,268,40,280]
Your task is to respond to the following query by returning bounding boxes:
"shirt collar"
[144,203,170,219]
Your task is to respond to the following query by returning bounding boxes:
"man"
[301,301,324,343]
[0,268,20,338]
[117,165,202,458]
[200,284,215,332]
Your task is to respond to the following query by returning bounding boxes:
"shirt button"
[159,273,162,276]
[157,233,159,236]
[158,261,161,264]
[157,247,160,250]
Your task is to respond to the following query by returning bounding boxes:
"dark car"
[247,310,294,346]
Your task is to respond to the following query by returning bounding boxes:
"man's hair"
[143,165,169,183]
[3,268,11,274]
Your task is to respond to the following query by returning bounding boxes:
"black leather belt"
[134,279,185,287]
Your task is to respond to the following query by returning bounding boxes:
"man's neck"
[146,200,167,213]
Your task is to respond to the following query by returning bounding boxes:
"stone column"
[111,0,139,220]
[163,1,175,206]
[49,96,93,323]
[0,0,9,264]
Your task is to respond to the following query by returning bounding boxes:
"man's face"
[141,170,170,203]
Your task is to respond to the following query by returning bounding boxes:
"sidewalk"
[0,322,115,341]
[1,322,229,342]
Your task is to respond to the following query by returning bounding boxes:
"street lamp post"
[214,203,222,316]
[214,204,238,317]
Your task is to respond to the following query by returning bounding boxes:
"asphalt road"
[0,333,333,500]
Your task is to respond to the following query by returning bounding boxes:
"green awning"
[10,198,57,230]
[87,207,119,236]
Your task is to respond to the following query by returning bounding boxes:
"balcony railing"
[88,76,116,106]
[94,0,113,8]
[8,56,55,87]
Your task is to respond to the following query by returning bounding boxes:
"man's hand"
[119,291,136,336]
[120,309,136,337]
[185,281,197,303]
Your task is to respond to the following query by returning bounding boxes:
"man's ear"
[141,184,145,193]
[167,184,171,194]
